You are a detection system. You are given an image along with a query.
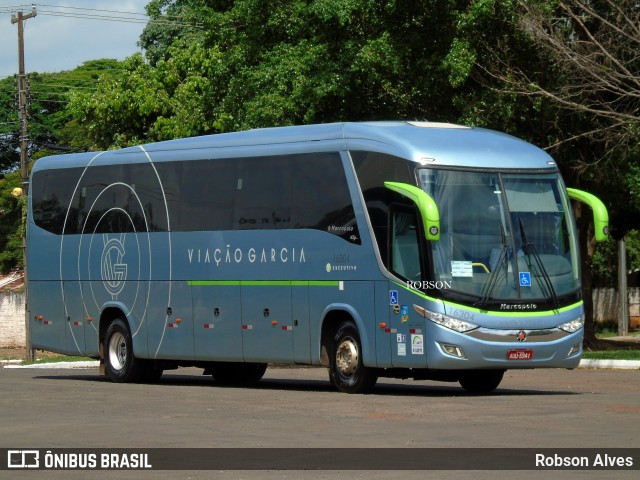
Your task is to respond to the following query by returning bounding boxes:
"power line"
[34,3,191,22]
[37,11,201,28]
[3,3,202,28]
[26,83,97,90]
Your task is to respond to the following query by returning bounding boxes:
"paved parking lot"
[1,365,638,479]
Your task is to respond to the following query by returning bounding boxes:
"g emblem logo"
[101,234,128,299]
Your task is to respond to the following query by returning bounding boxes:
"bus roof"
[32,121,557,172]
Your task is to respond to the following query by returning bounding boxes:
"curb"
[2,360,99,369]
[578,359,640,370]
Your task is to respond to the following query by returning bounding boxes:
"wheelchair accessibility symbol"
[519,272,531,287]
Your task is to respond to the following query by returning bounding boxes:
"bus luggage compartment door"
[29,281,67,353]
[241,284,294,363]
[193,285,243,361]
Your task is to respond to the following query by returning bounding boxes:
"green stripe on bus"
[188,280,340,287]
[391,281,582,317]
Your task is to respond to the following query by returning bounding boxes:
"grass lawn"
[582,350,640,360]
[20,355,94,365]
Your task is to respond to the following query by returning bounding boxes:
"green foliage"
[582,350,640,360]
[591,230,640,287]
[591,236,617,287]
[0,76,20,172]
[627,164,640,213]
[0,59,125,170]
[0,60,124,272]
[0,171,23,272]
[70,0,464,147]
[626,230,640,276]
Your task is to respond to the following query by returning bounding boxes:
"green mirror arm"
[384,181,440,241]
[566,188,609,242]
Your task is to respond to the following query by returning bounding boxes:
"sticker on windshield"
[519,272,531,287]
[451,261,473,277]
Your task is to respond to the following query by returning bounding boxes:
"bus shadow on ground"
[32,370,578,398]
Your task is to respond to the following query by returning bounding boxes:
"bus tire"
[458,370,504,394]
[103,319,145,383]
[329,321,377,393]
[210,362,267,385]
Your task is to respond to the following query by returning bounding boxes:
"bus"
[27,121,609,393]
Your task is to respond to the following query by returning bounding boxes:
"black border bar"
[3,448,639,471]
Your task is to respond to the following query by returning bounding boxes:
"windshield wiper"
[475,224,509,307]
[519,219,559,308]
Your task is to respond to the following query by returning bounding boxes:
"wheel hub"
[336,338,358,376]
[108,332,127,371]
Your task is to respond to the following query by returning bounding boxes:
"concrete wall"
[0,291,26,348]
[1,289,638,348]
[593,288,640,328]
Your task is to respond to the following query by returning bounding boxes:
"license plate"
[507,349,533,360]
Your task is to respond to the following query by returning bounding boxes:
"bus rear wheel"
[103,319,145,383]
[458,370,504,394]
[329,321,377,393]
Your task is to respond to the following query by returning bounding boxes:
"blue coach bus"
[27,121,608,393]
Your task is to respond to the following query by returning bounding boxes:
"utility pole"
[11,6,37,361]
[618,237,629,336]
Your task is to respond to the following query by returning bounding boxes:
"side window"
[70,163,166,234]
[234,156,292,229]
[352,151,417,263]
[390,208,422,281]
[31,168,80,234]
[161,159,236,231]
[291,153,360,243]
[156,153,360,242]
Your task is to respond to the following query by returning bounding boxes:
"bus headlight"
[558,315,585,333]
[423,309,478,333]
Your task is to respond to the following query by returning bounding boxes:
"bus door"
[241,283,294,363]
[388,207,428,367]
[192,284,243,361]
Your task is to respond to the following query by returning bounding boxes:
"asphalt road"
[1,365,638,480]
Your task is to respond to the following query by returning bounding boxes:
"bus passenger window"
[390,209,422,281]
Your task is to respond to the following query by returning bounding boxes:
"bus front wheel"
[103,319,145,383]
[458,370,504,394]
[329,321,377,393]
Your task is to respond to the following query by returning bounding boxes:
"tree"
[0,60,124,273]
[0,77,20,173]
[70,0,466,148]
[0,171,23,273]
[448,0,640,230]
[446,0,640,345]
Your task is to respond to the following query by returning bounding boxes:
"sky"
[0,1,150,79]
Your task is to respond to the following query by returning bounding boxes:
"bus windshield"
[419,168,580,307]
